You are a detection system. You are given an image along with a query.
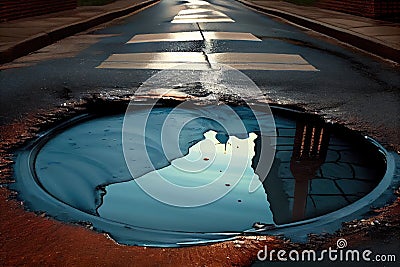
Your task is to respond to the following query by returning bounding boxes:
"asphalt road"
[0,0,399,149]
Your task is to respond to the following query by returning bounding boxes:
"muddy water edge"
[0,95,399,266]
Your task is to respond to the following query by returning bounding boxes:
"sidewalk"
[0,0,160,64]
[237,0,400,63]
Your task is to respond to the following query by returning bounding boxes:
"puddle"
[98,130,274,233]
[13,104,392,247]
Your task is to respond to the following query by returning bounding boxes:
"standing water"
[13,105,391,246]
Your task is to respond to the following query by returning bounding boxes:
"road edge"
[236,0,400,64]
[0,0,160,65]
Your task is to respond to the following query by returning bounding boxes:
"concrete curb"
[236,0,400,63]
[0,0,160,65]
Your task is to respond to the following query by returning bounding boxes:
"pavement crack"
[197,23,212,69]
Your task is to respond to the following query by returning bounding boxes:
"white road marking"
[216,63,317,71]
[184,0,210,6]
[177,8,214,15]
[171,4,235,23]
[97,1,317,72]
[127,32,260,43]
[208,53,310,64]
[97,62,210,70]
[97,52,318,71]
[97,52,209,70]
[202,32,260,41]
[171,18,234,23]
[128,32,203,43]
[100,52,206,62]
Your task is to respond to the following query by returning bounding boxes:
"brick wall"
[374,0,400,18]
[0,0,77,22]
[317,0,400,19]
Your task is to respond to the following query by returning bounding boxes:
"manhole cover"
[13,103,393,247]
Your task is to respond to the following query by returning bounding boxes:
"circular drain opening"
[13,104,392,247]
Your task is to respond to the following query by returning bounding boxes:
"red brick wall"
[374,0,400,18]
[317,0,400,18]
[0,0,77,22]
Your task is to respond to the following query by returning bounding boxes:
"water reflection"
[291,118,330,221]
[32,106,386,235]
[258,112,384,225]
[98,131,274,232]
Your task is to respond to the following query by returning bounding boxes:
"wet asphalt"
[0,0,399,148]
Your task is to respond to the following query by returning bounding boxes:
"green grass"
[284,0,317,6]
[78,0,116,6]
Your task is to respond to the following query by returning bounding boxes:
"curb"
[236,0,400,64]
[0,0,160,65]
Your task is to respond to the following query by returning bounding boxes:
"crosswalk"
[171,8,234,23]
[97,52,317,71]
[172,0,235,23]
[96,0,318,71]
[127,31,260,43]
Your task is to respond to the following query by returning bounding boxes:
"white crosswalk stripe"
[128,32,203,43]
[202,32,260,41]
[97,52,318,71]
[171,1,234,23]
[127,31,260,43]
[183,0,210,6]
[171,14,234,23]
